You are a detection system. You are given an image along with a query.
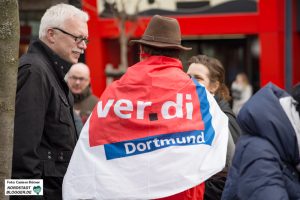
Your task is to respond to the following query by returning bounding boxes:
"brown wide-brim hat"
[130,15,192,51]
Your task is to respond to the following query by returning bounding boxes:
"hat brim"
[129,39,192,51]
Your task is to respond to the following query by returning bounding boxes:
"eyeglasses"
[52,27,89,44]
[69,75,88,82]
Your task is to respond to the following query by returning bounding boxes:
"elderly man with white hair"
[12,3,89,199]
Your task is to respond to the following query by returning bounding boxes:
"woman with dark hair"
[187,54,242,200]
[187,55,241,143]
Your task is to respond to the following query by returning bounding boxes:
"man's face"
[51,17,88,64]
[67,65,90,94]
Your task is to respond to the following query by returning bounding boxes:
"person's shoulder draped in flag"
[63,15,229,200]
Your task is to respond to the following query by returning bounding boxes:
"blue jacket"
[222,83,300,200]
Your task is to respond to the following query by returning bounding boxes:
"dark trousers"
[204,174,226,200]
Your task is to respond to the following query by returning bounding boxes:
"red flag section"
[89,56,204,146]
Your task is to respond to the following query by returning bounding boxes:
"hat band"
[142,35,181,45]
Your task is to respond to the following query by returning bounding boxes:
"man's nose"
[75,79,82,84]
[78,40,87,49]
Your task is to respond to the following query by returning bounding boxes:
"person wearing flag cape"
[63,15,229,200]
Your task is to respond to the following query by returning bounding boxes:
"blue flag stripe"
[192,78,215,145]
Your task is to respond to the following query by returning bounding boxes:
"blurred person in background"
[12,3,89,199]
[231,72,253,116]
[222,83,300,200]
[66,62,98,125]
[187,54,242,200]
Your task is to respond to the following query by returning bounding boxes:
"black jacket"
[216,97,241,143]
[12,40,77,199]
[204,96,241,200]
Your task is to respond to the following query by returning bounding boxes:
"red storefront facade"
[82,0,300,97]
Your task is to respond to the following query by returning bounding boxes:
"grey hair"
[39,3,89,39]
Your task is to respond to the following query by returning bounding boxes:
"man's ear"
[139,45,144,54]
[139,45,144,61]
[46,28,56,43]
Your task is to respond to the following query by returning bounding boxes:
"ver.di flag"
[63,57,229,199]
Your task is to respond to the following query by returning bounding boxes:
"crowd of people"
[11,3,300,200]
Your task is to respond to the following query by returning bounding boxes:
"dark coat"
[216,96,241,143]
[12,40,77,200]
[73,86,99,125]
[222,83,300,200]
[204,96,240,200]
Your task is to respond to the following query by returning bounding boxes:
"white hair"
[39,3,89,39]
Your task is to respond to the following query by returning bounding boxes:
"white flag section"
[63,81,229,200]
